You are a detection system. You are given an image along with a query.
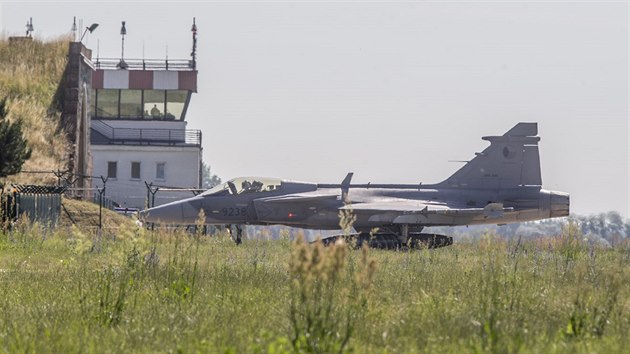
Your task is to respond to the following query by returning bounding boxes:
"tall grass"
[0,219,629,353]
[289,237,376,353]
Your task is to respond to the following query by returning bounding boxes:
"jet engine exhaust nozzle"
[550,191,570,218]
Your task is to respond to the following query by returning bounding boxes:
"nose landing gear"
[227,224,243,245]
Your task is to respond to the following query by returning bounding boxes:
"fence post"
[145,181,152,209]
[53,169,64,186]
[144,181,160,230]
[97,176,108,230]
[93,176,108,252]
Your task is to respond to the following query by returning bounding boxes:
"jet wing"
[254,191,340,222]
[341,201,513,224]
[258,191,339,203]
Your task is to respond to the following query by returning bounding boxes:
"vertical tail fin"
[440,122,542,189]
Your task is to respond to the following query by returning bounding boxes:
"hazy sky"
[1,1,628,217]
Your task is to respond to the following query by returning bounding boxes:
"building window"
[156,162,165,180]
[144,90,166,119]
[120,90,142,118]
[96,89,119,118]
[131,162,141,179]
[107,161,117,178]
[165,90,189,120]
[93,88,190,121]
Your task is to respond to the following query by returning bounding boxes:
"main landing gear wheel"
[320,233,453,249]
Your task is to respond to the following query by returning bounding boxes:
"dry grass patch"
[0,36,70,185]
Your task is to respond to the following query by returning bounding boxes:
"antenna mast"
[191,17,197,70]
[71,17,77,41]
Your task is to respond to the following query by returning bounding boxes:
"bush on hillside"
[0,98,32,180]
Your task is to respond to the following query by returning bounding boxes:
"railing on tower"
[91,120,201,147]
[94,58,195,71]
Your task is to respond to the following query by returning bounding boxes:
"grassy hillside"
[0,36,70,185]
[0,221,628,353]
[59,197,137,230]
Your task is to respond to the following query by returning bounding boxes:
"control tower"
[90,20,201,208]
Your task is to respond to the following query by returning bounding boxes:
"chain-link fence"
[1,185,65,225]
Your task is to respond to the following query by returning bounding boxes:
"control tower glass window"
[144,90,166,119]
[120,90,142,118]
[165,90,188,120]
[98,89,119,118]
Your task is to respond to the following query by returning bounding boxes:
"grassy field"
[0,218,629,353]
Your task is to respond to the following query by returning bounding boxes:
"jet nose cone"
[550,191,570,217]
[141,204,177,224]
[141,197,203,224]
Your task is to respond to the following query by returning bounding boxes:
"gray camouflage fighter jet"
[142,122,569,248]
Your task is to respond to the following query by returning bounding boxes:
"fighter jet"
[142,122,569,248]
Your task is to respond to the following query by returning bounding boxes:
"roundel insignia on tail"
[440,122,542,188]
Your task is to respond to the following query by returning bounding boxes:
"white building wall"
[92,145,201,209]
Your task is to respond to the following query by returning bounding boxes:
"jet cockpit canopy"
[200,177,282,196]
